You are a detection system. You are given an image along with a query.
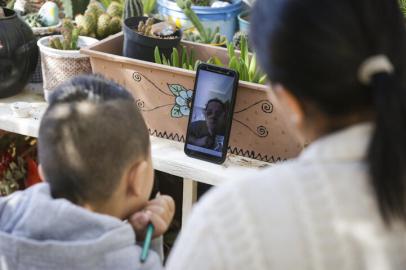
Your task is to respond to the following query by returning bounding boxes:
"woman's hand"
[129,195,175,241]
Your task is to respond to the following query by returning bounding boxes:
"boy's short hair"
[38,75,150,204]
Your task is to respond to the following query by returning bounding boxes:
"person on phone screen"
[188,98,226,151]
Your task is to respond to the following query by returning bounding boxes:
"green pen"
[140,223,154,263]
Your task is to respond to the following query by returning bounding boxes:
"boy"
[0,75,174,270]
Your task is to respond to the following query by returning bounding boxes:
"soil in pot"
[123,16,182,62]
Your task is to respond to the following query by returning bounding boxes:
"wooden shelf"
[0,90,271,187]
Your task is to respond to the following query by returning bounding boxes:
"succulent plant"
[49,18,80,50]
[106,0,122,17]
[137,17,154,36]
[227,36,267,84]
[124,0,143,19]
[75,0,122,39]
[191,0,210,6]
[154,46,201,71]
[142,0,155,15]
[176,0,227,45]
[232,31,250,51]
[60,0,90,18]
[23,13,45,27]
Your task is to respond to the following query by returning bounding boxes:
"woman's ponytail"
[365,56,406,224]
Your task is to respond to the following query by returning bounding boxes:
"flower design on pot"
[169,84,193,118]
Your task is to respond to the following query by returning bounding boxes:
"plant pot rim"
[157,0,242,12]
[37,35,99,58]
[0,7,16,20]
[124,16,182,48]
[238,10,250,23]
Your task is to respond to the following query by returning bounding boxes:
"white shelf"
[0,90,270,186]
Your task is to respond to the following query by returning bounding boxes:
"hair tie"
[358,55,394,85]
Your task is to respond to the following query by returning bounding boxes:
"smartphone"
[184,63,239,164]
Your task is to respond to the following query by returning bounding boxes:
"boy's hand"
[129,195,175,241]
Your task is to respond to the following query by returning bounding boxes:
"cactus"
[106,1,122,17]
[23,13,45,27]
[176,0,227,45]
[137,17,154,36]
[109,16,121,33]
[124,0,143,19]
[61,0,90,18]
[96,13,111,39]
[232,31,250,51]
[49,18,80,50]
[86,0,104,16]
[142,0,155,15]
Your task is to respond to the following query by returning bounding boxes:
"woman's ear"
[272,83,304,128]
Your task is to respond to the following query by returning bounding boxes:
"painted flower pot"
[81,33,303,162]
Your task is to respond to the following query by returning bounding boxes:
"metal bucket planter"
[157,0,242,41]
[81,33,304,162]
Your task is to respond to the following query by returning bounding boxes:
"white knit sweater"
[166,123,406,270]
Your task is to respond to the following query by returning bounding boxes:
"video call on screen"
[186,70,235,157]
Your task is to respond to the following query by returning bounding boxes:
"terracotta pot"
[0,8,38,97]
[81,32,304,162]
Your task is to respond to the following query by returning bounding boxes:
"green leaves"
[154,46,198,71]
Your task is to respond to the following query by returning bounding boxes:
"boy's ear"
[272,83,304,128]
[126,160,149,197]
[38,164,46,182]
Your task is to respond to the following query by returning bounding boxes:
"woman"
[166,0,406,269]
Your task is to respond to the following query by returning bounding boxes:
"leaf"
[172,47,179,68]
[228,56,238,70]
[227,42,235,60]
[181,46,188,67]
[189,49,196,67]
[258,74,268,85]
[162,54,169,66]
[212,56,224,67]
[248,54,257,82]
[169,84,188,96]
[171,105,183,118]
[154,46,162,65]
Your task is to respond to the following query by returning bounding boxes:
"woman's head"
[251,0,406,224]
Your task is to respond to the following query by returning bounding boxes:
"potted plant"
[157,0,242,41]
[237,9,249,32]
[123,16,181,62]
[37,18,98,100]
[81,32,304,162]
[74,0,123,39]
[0,7,38,98]
[176,0,227,46]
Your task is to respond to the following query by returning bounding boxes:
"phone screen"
[184,64,239,164]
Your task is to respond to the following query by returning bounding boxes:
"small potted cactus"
[37,18,98,100]
[75,0,123,40]
[123,16,181,62]
[176,0,227,46]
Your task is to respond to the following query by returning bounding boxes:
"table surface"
[0,88,271,186]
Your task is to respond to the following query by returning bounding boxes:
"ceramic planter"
[81,33,303,162]
[123,16,182,62]
[238,10,249,33]
[37,35,98,100]
[0,8,38,97]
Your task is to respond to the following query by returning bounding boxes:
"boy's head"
[38,75,154,219]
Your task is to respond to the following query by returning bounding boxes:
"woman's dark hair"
[251,0,406,224]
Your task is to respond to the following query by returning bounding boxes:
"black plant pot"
[123,16,181,62]
[0,8,38,98]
